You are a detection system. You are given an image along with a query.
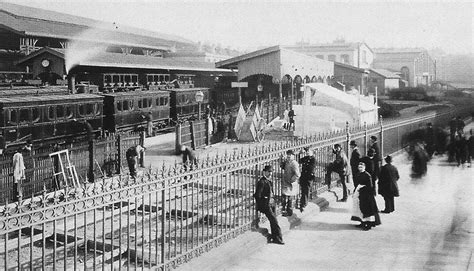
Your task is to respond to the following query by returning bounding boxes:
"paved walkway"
[176,129,473,270]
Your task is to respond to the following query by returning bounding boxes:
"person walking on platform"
[369,136,381,181]
[468,129,474,167]
[424,123,436,158]
[254,165,284,245]
[180,144,197,170]
[325,144,350,201]
[288,109,295,131]
[12,146,26,201]
[280,150,300,216]
[349,140,361,187]
[126,145,145,178]
[299,147,316,212]
[351,162,381,231]
[378,155,400,213]
[360,149,376,194]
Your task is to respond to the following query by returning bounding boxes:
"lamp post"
[195,90,204,120]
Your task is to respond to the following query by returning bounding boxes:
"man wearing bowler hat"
[254,165,284,245]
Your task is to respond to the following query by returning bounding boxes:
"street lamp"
[195,90,204,120]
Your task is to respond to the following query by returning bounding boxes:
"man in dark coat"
[299,147,316,212]
[378,155,400,213]
[424,123,436,158]
[126,145,145,178]
[325,144,350,201]
[468,129,474,166]
[351,162,381,231]
[254,165,284,245]
[360,148,376,194]
[288,109,295,131]
[369,136,381,180]
[180,144,197,170]
[349,140,361,187]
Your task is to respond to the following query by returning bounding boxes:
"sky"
[3,0,473,55]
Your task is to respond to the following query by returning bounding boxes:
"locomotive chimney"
[68,74,76,94]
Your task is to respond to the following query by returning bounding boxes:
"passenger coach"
[0,94,103,152]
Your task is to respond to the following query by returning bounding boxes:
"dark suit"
[360,156,376,194]
[370,142,381,180]
[254,175,282,243]
[378,163,400,212]
[299,155,316,208]
[350,147,361,185]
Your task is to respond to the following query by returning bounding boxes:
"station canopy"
[215,45,334,81]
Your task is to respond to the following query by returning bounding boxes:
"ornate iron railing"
[0,105,471,270]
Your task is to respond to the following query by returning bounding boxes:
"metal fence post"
[175,123,182,154]
[364,122,368,155]
[117,134,122,174]
[379,115,384,161]
[345,121,350,155]
[190,121,196,150]
[139,131,145,167]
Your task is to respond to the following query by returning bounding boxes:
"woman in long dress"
[351,162,381,230]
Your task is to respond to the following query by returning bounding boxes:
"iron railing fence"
[0,105,471,270]
[0,133,141,204]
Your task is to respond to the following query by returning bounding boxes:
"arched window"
[340,54,350,64]
[328,55,336,62]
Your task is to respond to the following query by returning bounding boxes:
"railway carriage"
[102,90,171,133]
[0,94,103,151]
[170,88,209,121]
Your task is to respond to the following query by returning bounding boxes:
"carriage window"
[79,104,86,115]
[164,75,170,82]
[129,100,134,110]
[138,99,143,108]
[159,75,164,83]
[66,106,73,119]
[104,75,112,84]
[124,75,131,83]
[112,75,120,83]
[117,101,123,112]
[32,108,40,122]
[147,75,153,83]
[86,104,94,115]
[57,105,65,118]
[95,104,101,116]
[123,100,130,111]
[8,109,18,124]
[132,75,138,83]
[48,106,55,120]
[19,109,29,123]
[147,98,152,108]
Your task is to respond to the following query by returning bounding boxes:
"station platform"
[176,123,474,271]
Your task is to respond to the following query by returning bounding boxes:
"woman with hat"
[351,162,381,230]
[378,155,400,213]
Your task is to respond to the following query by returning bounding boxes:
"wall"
[334,65,366,93]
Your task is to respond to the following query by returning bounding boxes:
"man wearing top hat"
[378,155,400,213]
[280,150,300,216]
[299,147,316,212]
[254,165,284,245]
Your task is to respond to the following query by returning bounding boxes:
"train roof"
[0,94,103,105]
[0,87,69,96]
[102,90,170,97]
[169,88,209,92]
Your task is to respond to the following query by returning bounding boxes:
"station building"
[373,48,436,87]
[285,39,374,69]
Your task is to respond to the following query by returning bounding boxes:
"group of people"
[254,135,402,243]
[447,117,473,167]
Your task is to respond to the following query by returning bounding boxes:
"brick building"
[373,48,436,87]
[285,38,374,69]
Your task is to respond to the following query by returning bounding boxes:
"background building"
[285,38,374,69]
[373,48,436,87]
[367,68,400,95]
[332,62,369,94]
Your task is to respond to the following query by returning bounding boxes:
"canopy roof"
[216,46,333,81]
[305,83,377,112]
[0,2,194,51]
[17,47,233,73]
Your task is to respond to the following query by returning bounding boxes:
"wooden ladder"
[49,149,81,189]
